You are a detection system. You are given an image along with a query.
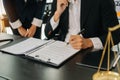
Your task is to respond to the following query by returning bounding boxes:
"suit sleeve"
[3,0,22,29]
[32,0,46,27]
[45,0,57,39]
[100,0,120,45]
[3,0,18,22]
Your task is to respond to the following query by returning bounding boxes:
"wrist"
[86,39,93,48]
[18,26,23,30]
[83,38,93,49]
[53,11,61,22]
[31,24,36,28]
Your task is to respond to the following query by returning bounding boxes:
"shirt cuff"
[50,16,59,30]
[112,42,120,52]
[90,37,103,51]
[9,19,22,29]
[32,18,43,27]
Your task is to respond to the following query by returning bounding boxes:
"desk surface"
[0,33,115,80]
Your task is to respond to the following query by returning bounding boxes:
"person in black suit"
[3,0,46,38]
[45,0,120,51]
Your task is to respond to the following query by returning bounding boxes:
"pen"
[66,28,85,45]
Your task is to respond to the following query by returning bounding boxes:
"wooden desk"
[0,33,118,80]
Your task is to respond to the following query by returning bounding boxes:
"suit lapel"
[81,0,91,28]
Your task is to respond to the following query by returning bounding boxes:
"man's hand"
[25,25,37,37]
[69,35,93,50]
[18,26,27,37]
[54,0,68,22]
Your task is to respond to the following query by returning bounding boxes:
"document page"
[0,38,49,55]
[27,41,79,66]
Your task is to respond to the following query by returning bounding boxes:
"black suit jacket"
[45,0,120,46]
[3,0,46,38]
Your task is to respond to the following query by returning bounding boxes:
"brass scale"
[93,25,120,80]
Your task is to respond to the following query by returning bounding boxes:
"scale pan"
[93,71,120,80]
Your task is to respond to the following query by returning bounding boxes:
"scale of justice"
[92,25,120,80]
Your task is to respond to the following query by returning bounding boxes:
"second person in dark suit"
[3,0,46,38]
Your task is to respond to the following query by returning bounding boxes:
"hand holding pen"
[67,28,85,45]
[68,29,93,50]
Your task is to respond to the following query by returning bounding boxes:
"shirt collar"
[25,0,27,2]
[69,0,77,4]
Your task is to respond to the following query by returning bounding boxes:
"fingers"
[18,25,36,38]
[58,0,68,6]
[25,29,35,37]
[18,26,27,37]
[57,0,68,11]
[69,35,83,50]
[25,25,36,37]
[69,35,93,50]
[24,29,29,37]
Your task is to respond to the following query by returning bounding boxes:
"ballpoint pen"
[66,28,85,45]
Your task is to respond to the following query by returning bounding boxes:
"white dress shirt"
[10,0,42,29]
[50,0,103,51]
[24,0,27,2]
[65,0,80,42]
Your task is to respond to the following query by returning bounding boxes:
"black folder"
[76,50,115,70]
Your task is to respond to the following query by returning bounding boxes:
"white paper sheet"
[1,38,49,55]
[28,41,79,66]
